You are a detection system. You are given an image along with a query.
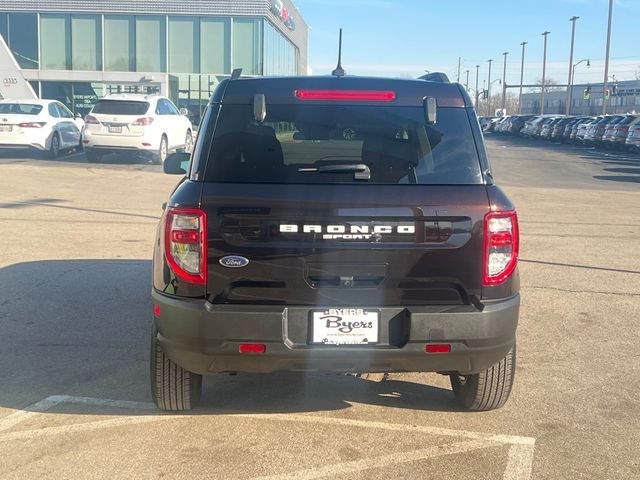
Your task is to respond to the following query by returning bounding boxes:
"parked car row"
[0,94,194,163]
[482,113,640,152]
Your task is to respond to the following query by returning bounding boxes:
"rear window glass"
[204,105,482,185]
[0,103,43,115]
[92,100,149,116]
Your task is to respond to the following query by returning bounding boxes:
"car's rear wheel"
[49,132,60,159]
[152,135,168,165]
[184,130,193,153]
[450,344,516,411]
[150,325,202,411]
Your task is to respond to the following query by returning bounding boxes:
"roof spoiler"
[418,72,451,83]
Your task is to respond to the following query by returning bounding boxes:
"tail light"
[483,211,519,286]
[133,117,154,126]
[164,207,207,285]
[18,122,46,128]
[85,115,100,124]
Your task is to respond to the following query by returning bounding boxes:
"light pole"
[501,51,509,112]
[457,57,461,83]
[518,42,527,114]
[602,0,614,115]
[487,59,493,116]
[565,16,579,115]
[569,58,590,115]
[465,69,470,91]
[475,64,480,111]
[540,31,550,115]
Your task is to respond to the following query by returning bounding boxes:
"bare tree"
[527,78,564,93]
[477,92,519,116]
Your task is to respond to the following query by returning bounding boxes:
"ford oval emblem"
[219,256,249,268]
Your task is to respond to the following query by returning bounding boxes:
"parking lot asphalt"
[0,139,639,480]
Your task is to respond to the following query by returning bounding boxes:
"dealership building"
[0,0,308,119]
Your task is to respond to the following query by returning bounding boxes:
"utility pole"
[475,64,480,111]
[540,31,550,115]
[501,51,509,112]
[457,57,461,83]
[566,16,579,115]
[487,59,493,116]
[465,69,470,91]
[518,42,527,114]
[602,0,614,115]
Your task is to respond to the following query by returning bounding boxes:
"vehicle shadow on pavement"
[0,260,461,416]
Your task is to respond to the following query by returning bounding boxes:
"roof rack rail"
[418,72,451,83]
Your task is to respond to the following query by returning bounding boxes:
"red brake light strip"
[294,90,396,102]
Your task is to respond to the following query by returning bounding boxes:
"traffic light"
[605,89,610,100]
[482,89,489,100]
[583,86,591,100]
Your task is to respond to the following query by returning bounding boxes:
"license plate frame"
[108,125,123,134]
[310,308,379,345]
[0,125,12,133]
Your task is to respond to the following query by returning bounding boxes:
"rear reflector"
[294,90,396,102]
[239,344,266,354]
[425,344,451,354]
[153,304,161,318]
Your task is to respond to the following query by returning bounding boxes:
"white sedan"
[0,99,84,157]
[83,94,193,164]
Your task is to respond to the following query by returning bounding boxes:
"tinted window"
[57,103,74,118]
[205,105,482,185]
[0,104,43,115]
[8,13,38,69]
[48,104,60,118]
[92,100,150,115]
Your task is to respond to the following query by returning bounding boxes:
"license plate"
[311,309,379,345]
[108,126,122,134]
[0,125,12,132]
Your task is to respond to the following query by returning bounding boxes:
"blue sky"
[295,0,640,86]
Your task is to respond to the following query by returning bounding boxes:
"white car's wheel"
[153,135,168,165]
[49,132,60,159]
[184,130,193,154]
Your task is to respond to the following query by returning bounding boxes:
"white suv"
[83,94,193,164]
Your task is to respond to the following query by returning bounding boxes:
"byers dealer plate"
[311,309,379,345]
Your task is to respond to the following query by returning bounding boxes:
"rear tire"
[152,135,168,165]
[49,132,60,159]
[183,130,193,153]
[150,326,202,411]
[450,344,516,411]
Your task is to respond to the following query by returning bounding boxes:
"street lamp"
[501,51,509,112]
[475,65,480,111]
[487,59,493,116]
[465,69,470,91]
[565,16,579,115]
[540,31,550,115]
[569,59,590,115]
[518,42,528,114]
[602,0,614,114]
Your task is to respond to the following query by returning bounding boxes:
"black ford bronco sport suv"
[151,75,519,412]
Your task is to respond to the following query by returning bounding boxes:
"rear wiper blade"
[298,163,371,180]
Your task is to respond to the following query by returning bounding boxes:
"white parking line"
[0,396,536,480]
[253,440,498,480]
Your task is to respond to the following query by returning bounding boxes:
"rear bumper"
[152,291,520,376]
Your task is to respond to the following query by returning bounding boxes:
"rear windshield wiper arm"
[298,163,371,180]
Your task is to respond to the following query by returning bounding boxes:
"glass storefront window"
[104,16,134,72]
[40,14,71,70]
[264,20,297,76]
[200,17,230,74]
[136,16,166,72]
[233,18,262,75]
[169,17,199,74]
[71,15,102,71]
[8,13,39,69]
